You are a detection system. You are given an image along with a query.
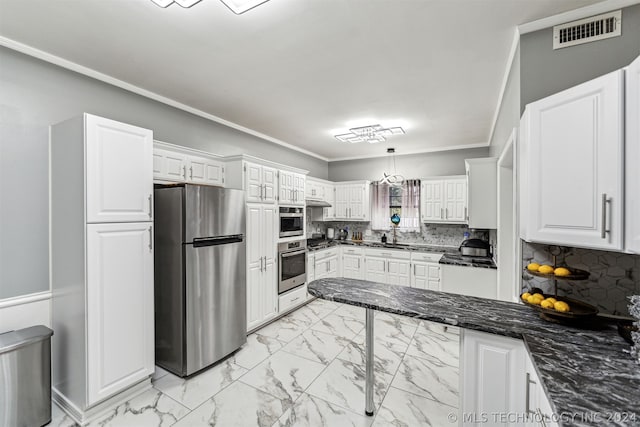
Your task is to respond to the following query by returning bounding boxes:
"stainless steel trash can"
[0,325,54,427]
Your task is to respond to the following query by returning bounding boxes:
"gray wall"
[521,4,640,110]
[0,46,328,299]
[489,45,520,158]
[328,147,491,181]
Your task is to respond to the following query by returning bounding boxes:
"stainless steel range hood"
[306,199,332,208]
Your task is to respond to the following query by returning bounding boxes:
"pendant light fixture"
[150,0,270,12]
[379,148,405,186]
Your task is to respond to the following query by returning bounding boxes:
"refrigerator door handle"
[148,194,153,219]
[192,235,244,247]
[148,226,153,251]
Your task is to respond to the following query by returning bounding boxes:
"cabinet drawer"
[278,285,307,313]
[364,248,411,260]
[314,248,339,261]
[411,252,443,263]
[341,246,364,256]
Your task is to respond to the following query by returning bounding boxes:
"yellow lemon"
[521,292,532,302]
[554,267,571,277]
[540,299,555,309]
[538,265,554,274]
[554,301,570,312]
[527,295,543,305]
[527,263,541,272]
[544,297,557,304]
[532,293,544,299]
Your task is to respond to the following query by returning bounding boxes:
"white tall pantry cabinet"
[51,114,154,424]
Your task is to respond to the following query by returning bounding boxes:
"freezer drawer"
[184,239,247,375]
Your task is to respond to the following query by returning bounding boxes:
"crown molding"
[328,142,489,162]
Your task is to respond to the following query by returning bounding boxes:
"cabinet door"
[626,56,640,253]
[326,255,339,278]
[279,170,293,204]
[245,163,263,203]
[314,259,328,280]
[86,222,154,405]
[421,180,443,222]
[461,330,526,427]
[411,262,428,289]
[526,70,624,251]
[365,257,387,283]
[187,157,224,187]
[246,204,263,330]
[349,184,364,220]
[153,148,186,182]
[387,259,411,286]
[293,173,306,205]
[343,254,363,279]
[262,166,277,203]
[307,253,315,283]
[262,259,278,322]
[261,205,278,322]
[427,264,441,291]
[444,179,467,222]
[334,185,350,219]
[86,115,153,223]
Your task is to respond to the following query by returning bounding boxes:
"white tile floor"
[48,299,460,426]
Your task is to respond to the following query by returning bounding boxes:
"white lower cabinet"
[364,248,411,286]
[461,329,526,426]
[307,252,315,283]
[462,329,557,427]
[441,264,497,299]
[314,248,339,280]
[341,246,364,279]
[410,252,442,290]
[86,223,154,404]
[278,284,308,314]
[246,204,278,331]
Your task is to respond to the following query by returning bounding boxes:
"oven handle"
[281,250,306,258]
[279,213,304,218]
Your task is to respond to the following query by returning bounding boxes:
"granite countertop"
[306,239,456,255]
[308,278,640,427]
[439,252,497,269]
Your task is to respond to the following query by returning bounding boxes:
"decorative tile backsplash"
[522,242,640,316]
[307,211,490,249]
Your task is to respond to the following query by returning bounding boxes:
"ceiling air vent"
[553,10,621,50]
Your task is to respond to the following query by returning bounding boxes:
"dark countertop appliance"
[459,238,491,257]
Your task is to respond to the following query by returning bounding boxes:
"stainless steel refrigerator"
[154,184,246,377]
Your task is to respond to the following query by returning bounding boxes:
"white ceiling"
[0,0,607,161]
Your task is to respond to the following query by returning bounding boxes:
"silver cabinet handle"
[413,263,416,276]
[148,226,153,251]
[440,208,444,219]
[445,208,449,219]
[148,194,153,218]
[358,258,360,269]
[190,166,193,180]
[262,184,266,200]
[291,296,301,303]
[525,372,536,414]
[601,193,610,239]
[260,256,263,272]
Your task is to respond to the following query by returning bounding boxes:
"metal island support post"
[365,308,374,416]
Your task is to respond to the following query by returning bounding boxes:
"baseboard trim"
[52,379,151,426]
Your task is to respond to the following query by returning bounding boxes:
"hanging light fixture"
[380,148,405,186]
[151,0,269,11]
[335,124,405,144]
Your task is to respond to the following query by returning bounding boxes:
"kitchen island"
[307,278,640,427]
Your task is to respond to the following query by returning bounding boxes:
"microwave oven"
[279,207,304,238]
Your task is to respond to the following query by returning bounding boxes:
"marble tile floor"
[48,298,460,427]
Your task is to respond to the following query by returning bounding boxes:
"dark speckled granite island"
[308,277,640,427]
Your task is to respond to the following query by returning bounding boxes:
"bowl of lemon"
[525,263,590,280]
[520,291,598,319]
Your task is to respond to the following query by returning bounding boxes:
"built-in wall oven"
[278,240,306,294]
[279,207,304,238]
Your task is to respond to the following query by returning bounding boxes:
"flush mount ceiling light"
[151,0,269,12]
[220,0,271,14]
[335,124,405,144]
[380,148,405,186]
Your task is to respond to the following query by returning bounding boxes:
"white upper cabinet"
[333,181,370,221]
[420,177,467,224]
[86,115,153,223]
[245,162,277,204]
[153,142,225,187]
[523,69,624,251]
[279,170,305,206]
[626,55,640,254]
[465,158,497,229]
